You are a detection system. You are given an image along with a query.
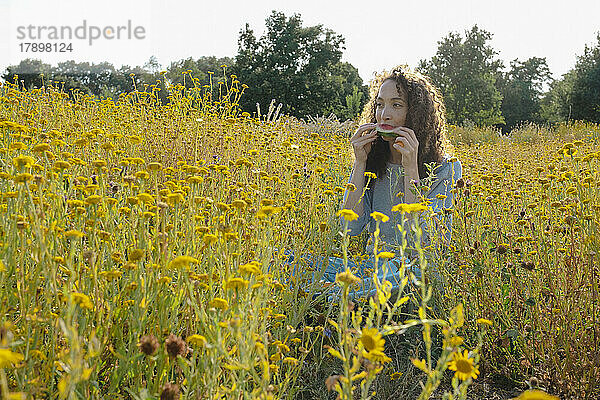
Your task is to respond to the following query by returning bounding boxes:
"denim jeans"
[276,249,425,300]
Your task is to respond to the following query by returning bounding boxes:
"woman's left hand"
[391,127,419,171]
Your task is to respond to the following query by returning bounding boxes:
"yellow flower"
[257,205,279,219]
[239,261,261,276]
[203,234,218,245]
[209,297,228,311]
[53,160,71,171]
[84,195,102,205]
[225,277,249,290]
[92,160,107,168]
[391,202,429,213]
[232,199,248,209]
[137,193,155,203]
[147,162,163,171]
[168,255,199,269]
[390,371,403,380]
[71,292,93,310]
[187,334,207,348]
[64,230,85,240]
[360,328,385,352]
[364,171,377,179]
[476,318,493,326]
[283,356,299,365]
[31,143,50,153]
[128,248,145,262]
[14,173,33,183]
[376,251,395,259]
[512,390,559,400]
[337,209,359,221]
[364,349,392,363]
[448,350,479,381]
[0,349,24,368]
[335,269,360,285]
[12,155,35,169]
[370,211,389,222]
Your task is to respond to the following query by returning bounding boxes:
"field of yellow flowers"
[0,71,598,400]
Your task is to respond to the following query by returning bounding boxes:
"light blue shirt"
[341,155,463,255]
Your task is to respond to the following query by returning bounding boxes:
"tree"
[165,56,234,89]
[499,57,552,131]
[418,25,504,126]
[570,33,600,123]
[232,10,367,120]
[540,69,577,124]
[2,58,53,89]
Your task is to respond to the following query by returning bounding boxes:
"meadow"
[0,71,598,400]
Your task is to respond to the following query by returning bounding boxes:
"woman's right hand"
[350,123,378,164]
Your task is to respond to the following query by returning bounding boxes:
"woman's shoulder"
[426,154,462,192]
[435,154,462,174]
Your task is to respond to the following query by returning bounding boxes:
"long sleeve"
[340,187,372,236]
[420,159,463,246]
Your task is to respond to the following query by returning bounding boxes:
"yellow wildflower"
[71,292,93,310]
[336,269,360,285]
[370,211,389,222]
[360,328,384,352]
[187,334,207,348]
[168,255,199,269]
[0,349,24,368]
[225,277,249,290]
[391,203,429,213]
[337,209,359,221]
[512,390,559,400]
[448,350,479,381]
[209,297,228,311]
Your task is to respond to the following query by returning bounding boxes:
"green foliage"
[540,69,577,124]
[542,33,600,125]
[165,56,234,87]
[2,57,169,103]
[571,33,600,123]
[499,57,552,132]
[232,10,368,120]
[418,25,504,127]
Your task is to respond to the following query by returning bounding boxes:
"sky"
[0,0,599,84]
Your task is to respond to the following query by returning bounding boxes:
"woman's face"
[375,79,408,143]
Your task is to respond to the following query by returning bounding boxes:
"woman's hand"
[350,123,377,164]
[391,126,419,172]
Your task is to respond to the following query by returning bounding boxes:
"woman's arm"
[403,166,421,205]
[340,161,372,236]
[342,161,367,214]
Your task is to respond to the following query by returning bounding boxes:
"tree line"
[3,10,599,131]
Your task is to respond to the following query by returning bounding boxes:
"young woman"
[285,66,462,299]
[343,66,461,253]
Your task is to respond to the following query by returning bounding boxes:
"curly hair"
[359,65,449,180]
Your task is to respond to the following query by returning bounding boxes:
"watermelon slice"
[375,123,399,139]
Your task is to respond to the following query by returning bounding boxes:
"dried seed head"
[160,382,180,400]
[325,375,341,392]
[139,334,159,356]
[455,177,465,189]
[529,376,539,388]
[82,249,95,264]
[495,244,509,255]
[165,334,187,358]
[520,261,535,271]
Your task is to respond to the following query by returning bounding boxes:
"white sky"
[0,0,599,84]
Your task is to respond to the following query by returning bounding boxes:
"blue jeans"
[277,249,423,300]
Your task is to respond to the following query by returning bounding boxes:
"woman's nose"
[382,106,393,120]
